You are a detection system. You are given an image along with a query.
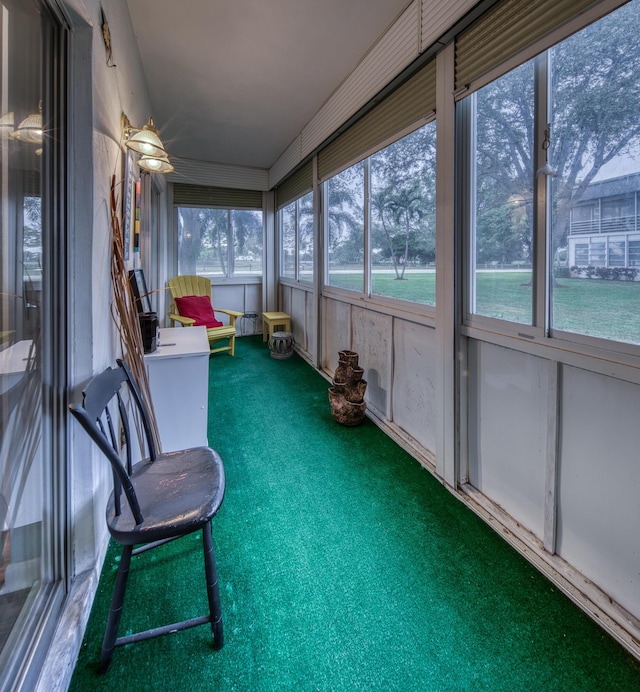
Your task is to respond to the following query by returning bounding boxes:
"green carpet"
[70,336,640,691]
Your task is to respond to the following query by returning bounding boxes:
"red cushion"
[174,295,223,328]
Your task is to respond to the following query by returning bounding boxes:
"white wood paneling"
[291,288,307,352]
[467,341,548,539]
[557,366,640,617]
[210,284,246,321]
[351,306,393,417]
[240,283,262,335]
[392,319,437,452]
[304,289,315,359]
[323,298,351,373]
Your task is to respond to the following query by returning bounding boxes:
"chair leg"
[202,522,223,650]
[99,544,133,674]
[229,334,235,356]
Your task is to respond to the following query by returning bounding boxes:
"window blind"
[317,58,437,182]
[173,183,262,209]
[276,159,313,210]
[455,0,613,91]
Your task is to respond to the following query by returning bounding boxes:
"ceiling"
[126,0,411,172]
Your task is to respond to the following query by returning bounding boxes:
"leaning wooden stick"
[109,174,162,452]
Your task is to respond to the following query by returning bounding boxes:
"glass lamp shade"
[125,128,165,157]
[0,112,14,137]
[13,111,43,143]
[137,153,174,174]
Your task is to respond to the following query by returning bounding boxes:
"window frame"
[175,204,264,284]
[0,1,70,689]
[320,116,438,315]
[458,0,640,365]
[278,191,315,285]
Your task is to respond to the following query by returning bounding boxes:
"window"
[589,241,606,266]
[602,194,635,233]
[629,240,640,267]
[574,243,589,266]
[279,191,314,283]
[550,1,640,344]
[177,207,263,279]
[370,122,436,305]
[0,1,67,686]
[464,0,640,346]
[467,60,535,325]
[326,161,365,292]
[324,122,436,305]
[298,192,314,282]
[570,203,599,235]
[608,240,625,267]
[280,203,296,279]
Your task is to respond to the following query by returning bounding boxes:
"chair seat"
[107,447,225,545]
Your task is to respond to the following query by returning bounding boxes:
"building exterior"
[568,172,640,271]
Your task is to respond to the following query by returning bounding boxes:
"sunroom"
[2,0,640,688]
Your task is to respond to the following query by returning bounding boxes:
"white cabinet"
[144,327,210,452]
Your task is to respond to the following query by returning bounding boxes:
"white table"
[144,327,210,452]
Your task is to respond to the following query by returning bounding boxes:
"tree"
[370,123,436,277]
[474,0,640,264]
[326,163,364,264]
[371,179,431,278]
[231,209,263,273]
[178,207,227,275]
[550,2,640,247]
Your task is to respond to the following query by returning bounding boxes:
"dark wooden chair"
[69,359,225,673]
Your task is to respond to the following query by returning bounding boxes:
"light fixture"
[137,153,174,174]
[13,103,43,144]
[0,112,14,138]
[122,113,173,173]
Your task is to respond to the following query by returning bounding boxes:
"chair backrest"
[167,275,213,316]
[68,359,157,525]
[168,275,212,300]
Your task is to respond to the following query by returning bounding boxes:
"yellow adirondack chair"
[167,275,242,356]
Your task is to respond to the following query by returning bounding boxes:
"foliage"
[474,1,640,261]
[324,124,436,278]
[370,123,436,277]
[326,161,364,265]
[178,207,262,276]
[570,265,639,281]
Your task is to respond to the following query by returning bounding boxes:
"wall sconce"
[13,103,43,144]
[0,112,14,138]
[122,113,174,173]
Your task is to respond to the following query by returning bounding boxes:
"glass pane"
[0,1,47,667]
[326,161,365,292]
[551,0,640,345]
[298,192,314,283]
[178,207,228,278]
[370,122,436,305]
[231,209,262,276]
[280,203,295,278]
[469,60,535,324]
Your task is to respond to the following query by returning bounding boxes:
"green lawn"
[327,270,640,345]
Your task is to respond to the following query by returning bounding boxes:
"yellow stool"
[262,312,291,342]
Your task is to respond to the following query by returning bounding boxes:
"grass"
[329,270,640,345]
